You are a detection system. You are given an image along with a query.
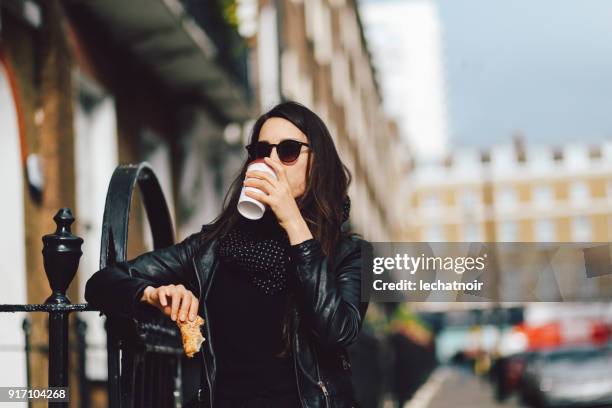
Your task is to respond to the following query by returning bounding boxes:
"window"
[498,221,518,242]
[460,189,479,209]
[425,225,445,242]
[0,58,28,389]
[534,219,556,242]
[496,186,518,210]
[571,216,592,242]
[463,222,481,241]
[532,184,553,208]
[569,181,589,205]
[74,74,118,381]
[423,192,441,209]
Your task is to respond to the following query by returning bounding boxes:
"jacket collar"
[193,235,220,302]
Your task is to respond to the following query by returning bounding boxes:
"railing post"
[22,317,32,408]
[76,317,90,408]
[42,208,83,407]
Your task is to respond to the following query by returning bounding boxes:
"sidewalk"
[403,367,522,408]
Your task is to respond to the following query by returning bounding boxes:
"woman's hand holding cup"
[140,284,199,322]
[243,157,313,244]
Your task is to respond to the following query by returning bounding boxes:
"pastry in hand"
[176,315,205,358]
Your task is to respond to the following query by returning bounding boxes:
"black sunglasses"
[245,139,310,164]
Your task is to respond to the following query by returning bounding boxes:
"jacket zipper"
[292,344,306,408]
[318,380,330,406]
[192,257,214,408]
[313,347,331,408]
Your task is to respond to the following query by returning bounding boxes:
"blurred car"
[492,351,538,401]
[520,345,612,407]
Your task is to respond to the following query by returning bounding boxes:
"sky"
[361,0,449,159]
[361,0,612,151]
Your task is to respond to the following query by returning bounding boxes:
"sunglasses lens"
[248,142,272,160]
[278,140,302,163]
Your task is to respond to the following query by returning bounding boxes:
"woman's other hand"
[140,284,199,322]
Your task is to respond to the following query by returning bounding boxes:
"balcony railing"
[181,0,251,100]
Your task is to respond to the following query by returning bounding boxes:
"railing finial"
[42,208,83,305]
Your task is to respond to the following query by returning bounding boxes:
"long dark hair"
[201,100,354,262]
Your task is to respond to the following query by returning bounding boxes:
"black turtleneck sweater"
[206,255,298,399]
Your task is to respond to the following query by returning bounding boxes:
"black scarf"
[216,196,351,295]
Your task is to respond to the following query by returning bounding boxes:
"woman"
[85,101,369,408]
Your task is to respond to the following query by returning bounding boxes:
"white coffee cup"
[237,159,277,220]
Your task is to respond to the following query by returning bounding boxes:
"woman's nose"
[270,147,281,162]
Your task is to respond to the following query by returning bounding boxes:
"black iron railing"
[102,163,183,408]
[0,163,185,408]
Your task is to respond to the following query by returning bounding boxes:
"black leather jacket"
[85,225,369,408]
